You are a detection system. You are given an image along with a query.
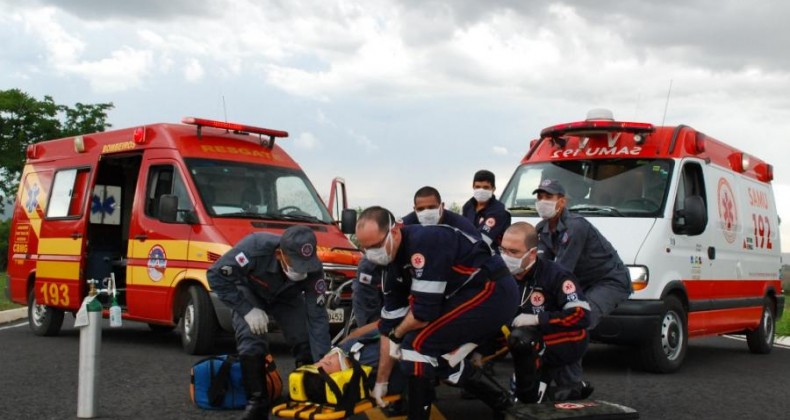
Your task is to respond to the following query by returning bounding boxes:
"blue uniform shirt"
[535,208,631,290]
[461,195,511,248]
[379,224,507,334]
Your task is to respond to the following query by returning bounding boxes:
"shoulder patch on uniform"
[530,291,545,307]
[315,278,327,294]
[411,253,426,269]
[485,217,496,227]
[359,273,372,285]
[562,279,576,294]
[235,252,249,267]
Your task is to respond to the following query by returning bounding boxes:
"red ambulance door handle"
[135,234,148,241]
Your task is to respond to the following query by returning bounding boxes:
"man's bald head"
[505,222,538,250]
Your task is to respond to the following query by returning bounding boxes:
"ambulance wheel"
[180,286,218,355]
[639,295,687,373]
[27,287,64,337]
[746,298,775,354]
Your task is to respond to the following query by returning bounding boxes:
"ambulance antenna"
[222,95,228,123]
[661,79,673,127]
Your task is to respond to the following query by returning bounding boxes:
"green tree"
[0,89,113,211]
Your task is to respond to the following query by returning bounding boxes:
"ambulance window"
[275,175,323,217]
[47,168,91,218]
[145,165,195,223]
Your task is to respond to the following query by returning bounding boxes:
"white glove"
[388,338,402,359]
[512,313,540,327]
[373,382,389,407]
[244,308,269,335]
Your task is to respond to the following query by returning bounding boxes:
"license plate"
[327,308,345,324]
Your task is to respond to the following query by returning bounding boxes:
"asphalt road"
[1,314,789,420]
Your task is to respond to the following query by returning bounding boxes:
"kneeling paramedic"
[500,222,592,403]
[207,226,330,420]
[355,206,519,419]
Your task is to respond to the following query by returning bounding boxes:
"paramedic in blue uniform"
[462,169,511,248]
[533,178,632,390]
[501,222,593,403]
[352,186,480,326]
[207,225,330,420]
[355,206,519,419]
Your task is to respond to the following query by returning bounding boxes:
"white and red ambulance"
[499,109,783,372]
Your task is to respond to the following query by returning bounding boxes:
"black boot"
[548,381,594,402]
[461,365,514,414]
[239,354,269,420]
[407,376,435,420]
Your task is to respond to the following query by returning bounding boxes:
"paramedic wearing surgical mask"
[462,169,511,248]
[501,222,593,403]
[352,186,480,327]
[356,206,519,419]
[207,226,331,420]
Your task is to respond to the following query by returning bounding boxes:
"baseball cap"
[280,226,322,273]
[532,179,566,196]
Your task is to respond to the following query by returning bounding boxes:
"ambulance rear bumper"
[590,299,665,344]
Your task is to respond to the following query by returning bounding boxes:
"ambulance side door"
[128,158,196,321]
[670,159,712,334]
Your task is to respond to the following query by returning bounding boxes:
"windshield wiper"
[264,213,328,224]
[508,206,537,212]
[569,205,624,217]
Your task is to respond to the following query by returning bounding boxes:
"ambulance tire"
[746,298,775,354]
[180,285,218,355]
[639,295,687,373]
[27,287,64,337]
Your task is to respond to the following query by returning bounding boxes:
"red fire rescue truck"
[499,109,783,372]
[6,117,360,354]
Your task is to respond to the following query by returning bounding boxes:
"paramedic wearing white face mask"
[500,222,593,403]
[533,179,632,400]
[355,206,519,419]
[207,226,331,420]
[353,187,481,328]
[462,169,512,249]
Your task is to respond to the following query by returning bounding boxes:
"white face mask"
[536,199,558,219]
[502,247,536,275]
[473,188,493,203]
[416,208,441,225]
[365,227,393,266]
[282,261,308,281]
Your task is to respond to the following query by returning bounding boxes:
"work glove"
[512,313,539,328]
[372,382,389,407]
[388,338,402,359]
[244,308,269,335]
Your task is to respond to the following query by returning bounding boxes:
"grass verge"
[0,273,23,311]
[777,299,790,337]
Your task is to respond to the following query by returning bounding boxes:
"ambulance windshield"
[500,159,674,218]
[185,158,333,223]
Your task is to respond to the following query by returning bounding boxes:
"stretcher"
[271,394,401,419]
[505,399,639,419]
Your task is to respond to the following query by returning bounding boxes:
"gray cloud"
[32,0,216,21]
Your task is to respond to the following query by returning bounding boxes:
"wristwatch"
[387,329,403,344]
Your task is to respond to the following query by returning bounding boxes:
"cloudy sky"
[2,0,789,250]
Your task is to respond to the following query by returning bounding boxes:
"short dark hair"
[507,222,538,249]
[413,186,441,204]
[302,371,327,403]
[473,170,496,187]
[357,206,395,232]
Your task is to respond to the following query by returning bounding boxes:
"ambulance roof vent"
[585,108,614,121]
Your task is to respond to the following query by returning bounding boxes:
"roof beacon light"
[586,108,615,121]
[182,117,289,149]
[133,127,147,144]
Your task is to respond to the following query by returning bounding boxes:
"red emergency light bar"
[540,120,655,138]
[182,117,289,149]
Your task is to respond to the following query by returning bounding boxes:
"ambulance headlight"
[627,265,649,291]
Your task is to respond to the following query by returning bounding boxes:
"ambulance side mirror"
[159,195,179,223]
[340,208,357,234]
[673,195,707,236]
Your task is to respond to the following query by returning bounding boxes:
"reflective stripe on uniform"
[411,279,447,294]
[381,306,409,319]
[401,349,439,367]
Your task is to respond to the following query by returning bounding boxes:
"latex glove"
[388,338,402,359]
[373,382,389,407]
[244,308,269,335]
[512,313,539,327]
